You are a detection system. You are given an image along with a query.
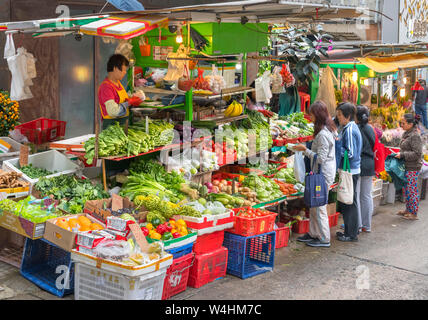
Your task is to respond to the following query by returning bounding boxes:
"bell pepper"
[151,218,161,227]
[150,232,162,240]
[172,232,181,239]
[176,219,186,228]
[165,223,173,232]
[171,228,177,234]
[156,224,168,235]
[162,232,173,241]
[180,229,188,236]
[146,223,153,231]
[169,220,176,227]
[141,227,149,236]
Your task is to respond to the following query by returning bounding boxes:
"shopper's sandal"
[402,213,418,220]
[396,210,408,216]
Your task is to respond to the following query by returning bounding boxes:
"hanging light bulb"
[363,79,369,86]
[235,63,242,70]
[352,70,358,82]
[400,88,406,97]
[175,28,183,44]
[403,77,407,85]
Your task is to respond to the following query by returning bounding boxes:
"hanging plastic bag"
[255,71,272,103]
[205,64,226,94]
[177,65,193,91]
[193,68,211,90]
[115,40,134,61]
[316,66,338,116]
[279,63,295,87]
[293,151,306,184]
[271,66,283,94]
[4,33,16,59]
[165,45,190,82]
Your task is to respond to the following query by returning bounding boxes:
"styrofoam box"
[2,149,80,191]
[74,262,167,300]
[0,137,23,164]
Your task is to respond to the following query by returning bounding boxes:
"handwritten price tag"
[128,223,150,253]
[19,145,29,167]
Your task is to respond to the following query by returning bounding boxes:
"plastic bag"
[204,65,226,94]
[151,68,167,83]
[9,129,29,144]
[193,68,211,90]
[115,40,134,61]
[279,63,295,87]
[177,65,193,91]
[94,240,131,262]
[206,201,227,215]
[316,66,338,116]
[4,33,16,59]
[255,71,272,103]
[186,201,206,213]
[293,151,306,184]
[271,66,283,94]
[385,155,407,191]
[165,46,190,82]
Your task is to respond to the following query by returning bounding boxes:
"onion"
[205,182,213,189]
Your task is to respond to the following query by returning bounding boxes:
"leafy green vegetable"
[20,164,54,179]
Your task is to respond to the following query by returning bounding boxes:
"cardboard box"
[84,194,148,223]
[327,202,337,216]
[43,213,106,252]
[0,210,45,239]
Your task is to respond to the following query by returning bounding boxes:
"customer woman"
[335,102,362,242]
[293,101,337,247]
[355,105,376,232]
[396,114,423,220]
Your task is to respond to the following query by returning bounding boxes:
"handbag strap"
[343,150,351,172]
[312,154,322,174]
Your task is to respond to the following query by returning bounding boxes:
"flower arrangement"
[380,127,404,147]
[0,90,20,136]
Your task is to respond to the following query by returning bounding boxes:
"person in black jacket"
[355,105,376,232]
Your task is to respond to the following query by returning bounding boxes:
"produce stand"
[0,2,400,301]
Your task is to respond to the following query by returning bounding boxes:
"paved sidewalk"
[1,198,427,300]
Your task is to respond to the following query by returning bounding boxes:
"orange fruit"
[79,225,90,232]
[56,219,71,231]
[90,223,103,231]
[68,218,80,230]
[77,216,92,228]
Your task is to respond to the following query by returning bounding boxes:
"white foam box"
[0,137,23,164]
[2,149,80,192]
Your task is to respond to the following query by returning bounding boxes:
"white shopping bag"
[337,151,353,204]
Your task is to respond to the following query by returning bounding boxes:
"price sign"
[128,223,150,253]
[19,145,29,167]
[111,193,123,212]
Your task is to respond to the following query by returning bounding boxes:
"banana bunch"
[224,100,243,117]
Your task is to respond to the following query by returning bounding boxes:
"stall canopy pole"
[94,36,99,161]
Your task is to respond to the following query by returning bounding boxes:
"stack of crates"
[187,230,228,288]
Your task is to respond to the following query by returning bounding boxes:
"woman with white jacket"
[293,101,337,247]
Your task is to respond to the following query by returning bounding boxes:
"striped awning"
[79,14,168,40]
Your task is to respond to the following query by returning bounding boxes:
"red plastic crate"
[228,208,277,237]
[15,118,66,144]
[275,223,291,249]
[162,253,194,300]
[292,219,310,234]
[188,246,228,288]
[193,231,224,255]
[328,212,340,228]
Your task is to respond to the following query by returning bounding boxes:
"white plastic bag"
[293,151,306,184]
[255,71,272,103]
[205,64,226,94]
[271,66,283,94]
[4,33,16,59]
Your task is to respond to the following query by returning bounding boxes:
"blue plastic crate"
[20,238,74,297]
[166,242,194,260]
[223,231,275,279]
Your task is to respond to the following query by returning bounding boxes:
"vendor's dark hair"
[309,100,336,136]
[107,54,129,72]
[403,113,420,127]
[356,105,370,126]
[336,102,356,121]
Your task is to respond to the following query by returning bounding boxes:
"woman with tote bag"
[292,101,337,247]
[335,102,363,242]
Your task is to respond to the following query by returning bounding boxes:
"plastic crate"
[166,242,194,260]
[223,231,275,279]
[188,246,228,288]
[20,238,74,297]
[74,262,167,300]
[162,253,194,300]
[228,207,277,237]
[274,223,290,249]
[193,230,224,255]
[15,118,66,145]
[292,219,310,234]
[328,212,340,228]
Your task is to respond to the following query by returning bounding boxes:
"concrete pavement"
[1,198,427,300]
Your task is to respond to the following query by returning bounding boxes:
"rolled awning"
[357,53,428,74]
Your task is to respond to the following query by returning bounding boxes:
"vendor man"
[98,54,144,129]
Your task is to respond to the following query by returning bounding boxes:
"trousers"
[405,171,420,215]
[338,174,360,238]
[356,176,374,231]
[308,205,330,242]
[415,104,427,128]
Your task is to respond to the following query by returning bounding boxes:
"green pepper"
[161,232,173,241]
[151,217,162,227]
